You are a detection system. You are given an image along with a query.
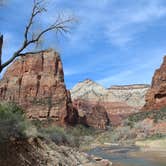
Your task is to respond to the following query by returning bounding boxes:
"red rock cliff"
[73,99,109,129]
[143,56,166,111]
[0,49,77,125]
[71,79,149,126]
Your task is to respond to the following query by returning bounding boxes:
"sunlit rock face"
[143,56,166,111]
[0,49,78,125]
[71,79,150,126]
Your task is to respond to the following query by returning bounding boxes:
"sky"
[1,0,166,89]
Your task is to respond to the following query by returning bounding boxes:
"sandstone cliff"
[0,49,77,125]
[143,56,166,111]
[71,79,149,108]
[73,99,109,129]
[71,79,150,125]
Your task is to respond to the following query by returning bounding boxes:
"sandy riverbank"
[135,137,166,151]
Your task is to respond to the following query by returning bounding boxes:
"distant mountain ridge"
[109,84,150,90]
[71,79,150,126]
[71,79,150,108]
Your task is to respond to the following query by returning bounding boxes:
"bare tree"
[0,35,3,67]
[0,0,75,73]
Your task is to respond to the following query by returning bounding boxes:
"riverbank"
[135,137,166,151]
[87,145,166,166]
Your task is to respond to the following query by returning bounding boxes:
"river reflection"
[87,146,166,166]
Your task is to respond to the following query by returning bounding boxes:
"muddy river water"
[87,145,166,166]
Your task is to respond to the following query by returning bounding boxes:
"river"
[87,145,166,166]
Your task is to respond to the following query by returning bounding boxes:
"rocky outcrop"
[143,56,166,111]
[73,99,109,129]
[0,49,77,125]
[0,138,112,166]
[71,79,149,126]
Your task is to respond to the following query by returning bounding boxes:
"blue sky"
[1,0,166,89]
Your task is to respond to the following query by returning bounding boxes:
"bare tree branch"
[0,0,75,72]
[0,35,3,67]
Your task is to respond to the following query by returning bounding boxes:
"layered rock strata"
[71,79,149,125]
[0,49,77,125]
[143,56,166,111]
[73,99,109,129]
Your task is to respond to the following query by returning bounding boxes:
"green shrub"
[128,108,166,124]
[147,133,165,140]
[38,126,79,147]
[68,125,94,137]
[0,102,36,142]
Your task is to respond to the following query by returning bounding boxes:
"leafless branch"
[0,0,75,72]
[0,35,3,66]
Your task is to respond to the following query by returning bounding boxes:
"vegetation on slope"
[78,108,166,149]
[0,103,37,142]
[0,102,165,152]
[128,108,166,124]
[0,102,95,148]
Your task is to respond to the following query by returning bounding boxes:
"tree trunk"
[0,35,3,68]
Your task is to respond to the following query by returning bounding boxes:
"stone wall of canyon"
[1,48,161,129]
[0,49,78,125]
[143,56,166,111]
[71,79,150,126]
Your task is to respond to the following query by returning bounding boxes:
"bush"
[68,125,94,137]
[0,102,36,142]
[38,126,79,147]
[36,124,95,147]
[93,126,135,144]
[0,102,91,147]
[128,108,166,123]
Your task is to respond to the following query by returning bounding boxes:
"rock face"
[0,49,77,125]
[71,79,149,108]
[73,99,109,129]
[108,84,150,108]
[143,56,166,111]
[71,79,149,126]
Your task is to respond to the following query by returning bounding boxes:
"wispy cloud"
[64,68,79,76]
[97,47,166,87]
[1,0,166,89]
[37,0,166,50]
[105,0,166,46]
[98,70,133,86]
[2,32,19,62]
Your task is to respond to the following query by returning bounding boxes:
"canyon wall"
[0,49,77,125]
[143,56,166,111]
[71,79,150,125]
[73,99,109,129]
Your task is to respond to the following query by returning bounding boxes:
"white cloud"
[2,32,18,62]
[105,0,166,46]
[97,70,133,86]
[64,68,79,76]
[97,46,166,87]
[45,0,166,48]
